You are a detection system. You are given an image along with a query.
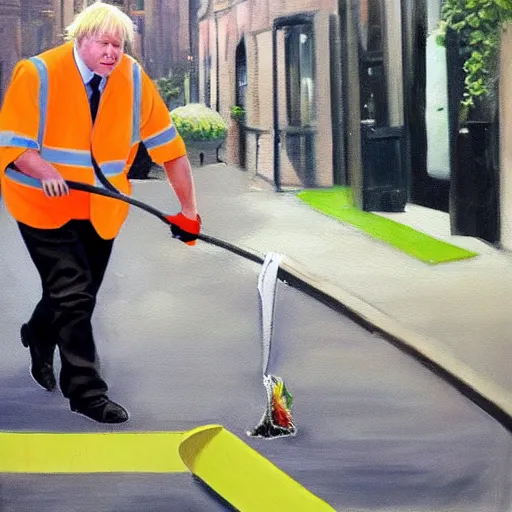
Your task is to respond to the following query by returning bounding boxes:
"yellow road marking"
[0,432,187,473]
[0,425,335,511]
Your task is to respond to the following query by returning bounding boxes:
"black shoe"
[70,396,129,424]
[20,323,56,392]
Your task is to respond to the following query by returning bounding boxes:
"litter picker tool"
[63,178,203,245]
[68,179,296,437]
[248,252,296,439]
[67,179,173,224]
[66,181,296,437]
[31,166,296,437]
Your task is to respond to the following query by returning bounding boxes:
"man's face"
[77,32,124,76]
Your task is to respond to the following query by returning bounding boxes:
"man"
[0,1,201,424]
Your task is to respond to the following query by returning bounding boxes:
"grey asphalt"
[0,175,511,512]
[0,474,232,512]
[181,162,512,424]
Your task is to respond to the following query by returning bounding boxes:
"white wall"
[425,0,450,180]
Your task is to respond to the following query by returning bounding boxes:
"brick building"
[0,0,85,102]
[197,0,455,214]
[199,0,343,189]
[0,0,199,102]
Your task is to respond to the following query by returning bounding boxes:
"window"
[235,40,247,111]
[284,24,315,127]
[358,0,388,126]
[130,0,144,10]
[204,55,211,108]
[359,0,384,55]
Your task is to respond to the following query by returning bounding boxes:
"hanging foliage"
[436,0,512,114]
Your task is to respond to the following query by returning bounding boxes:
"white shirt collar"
[73,43,107,91]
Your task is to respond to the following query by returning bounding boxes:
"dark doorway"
[401,0,450,212]
[235,39,247,168]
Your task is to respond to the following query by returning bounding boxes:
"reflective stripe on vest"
[4,158,126,190]
[0,132,39,150]
[145,125,178,151]
[30,56,49,147]
[4,56,143,190]
[4,167,41,188]
[131,62,141,145]
[130,61,177,151]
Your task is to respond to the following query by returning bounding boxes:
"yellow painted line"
[0,432,187,473]
[0,425,335,511]
[180,425,336,511]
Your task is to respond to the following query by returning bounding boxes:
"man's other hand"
[41,175,69,197]
[14,150,69,197]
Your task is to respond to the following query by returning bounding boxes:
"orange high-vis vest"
[0,41,187,239]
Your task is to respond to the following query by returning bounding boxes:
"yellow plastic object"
[179,424,336,512]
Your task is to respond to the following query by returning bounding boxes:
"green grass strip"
[297,187,478,264]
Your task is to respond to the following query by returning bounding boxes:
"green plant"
[436,0,512,117]
[155,76,183,107]
[170,103,228,142]
[230,105,245,120]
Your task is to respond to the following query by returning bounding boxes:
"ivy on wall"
[436,0,512,115]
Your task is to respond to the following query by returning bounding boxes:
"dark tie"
[89,74,102,123]
[88,73,117,193]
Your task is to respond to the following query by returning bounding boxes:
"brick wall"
[0,2,21,103]
[178,0,190,63]
[252,30,273,181]
[143,0,192,78]
[245,33,258,126]
[313,10,333,187]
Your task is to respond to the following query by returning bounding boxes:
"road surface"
[0,185,510,512]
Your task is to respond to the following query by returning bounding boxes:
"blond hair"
[64,1,135,46]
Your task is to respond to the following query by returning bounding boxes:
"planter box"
[185,139,225,167]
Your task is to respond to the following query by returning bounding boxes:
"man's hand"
[163,155,200,245]
[40,172,69,197]
[14,149,69,197]
[166,212,201,246]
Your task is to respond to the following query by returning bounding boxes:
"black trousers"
[18,220,114,403]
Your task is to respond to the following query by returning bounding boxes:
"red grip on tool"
[166,213,201,246]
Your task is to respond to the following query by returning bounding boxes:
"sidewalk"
[143,163,512,428]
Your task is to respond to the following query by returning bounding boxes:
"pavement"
[144,162,512,430]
